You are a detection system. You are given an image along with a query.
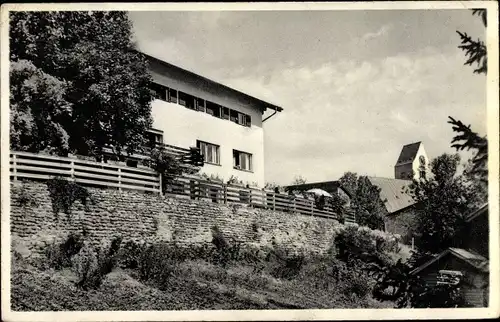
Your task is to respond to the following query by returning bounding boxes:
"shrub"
[117,240,145,269]
[334,225,396,269]
[137,242,178,290]
[46,177,92,216]
[73,236,122,290]
[210,225,242,267]
[268,246,306,280]
[45,233,84,269]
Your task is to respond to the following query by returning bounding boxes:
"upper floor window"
[230,110,251,127]
[196,98,206,112]
[197,140,220,165]
[206,101,221,118]
[168,88,178,103]
[178,91,196,110]
[150,82,168,101]
[149,82,252,127]
[233,150,252,172]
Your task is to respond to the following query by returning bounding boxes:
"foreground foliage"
[10,11,152,159]
[12,221,467,310]
[407,153,484,254]
[338,172,386,230]
[11,227,400,310]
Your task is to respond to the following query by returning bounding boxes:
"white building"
[144,53,283,187]
[394,141,429,180]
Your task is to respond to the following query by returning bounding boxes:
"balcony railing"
[102,143,191,161]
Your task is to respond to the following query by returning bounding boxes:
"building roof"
[410,247,489,275]
[396,141,422,165]
[367,177,415,214]
[465,203,488,223]
[139,51,283,114]
[284,181,352,198]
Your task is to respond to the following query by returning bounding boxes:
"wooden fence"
[9,151,354,222]
[10,151,161,193]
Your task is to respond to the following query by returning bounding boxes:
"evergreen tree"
[449,9,488,183]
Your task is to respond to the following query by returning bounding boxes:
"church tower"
[394,142,429,180]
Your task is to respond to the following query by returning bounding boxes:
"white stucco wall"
[148,61,266,187]
[411,144,429,179]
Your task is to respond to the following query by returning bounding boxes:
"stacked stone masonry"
[10,181,344,258]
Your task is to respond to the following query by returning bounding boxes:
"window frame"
[150,83,253,128]
[168,88,178,103]
[196,140,221,166]
[233,149,253,172]
[150,82,168,101]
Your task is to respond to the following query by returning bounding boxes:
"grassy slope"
[11,258,394,311]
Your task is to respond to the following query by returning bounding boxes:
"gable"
[411,248,489,276]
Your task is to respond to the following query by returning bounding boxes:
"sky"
[130,9,487,186]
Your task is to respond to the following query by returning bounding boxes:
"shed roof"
[396,141,422,165]
[410,247,489,275]
[466,203,488,223]
[367,177,415,214]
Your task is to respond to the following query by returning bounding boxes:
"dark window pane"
[168,88,178,103]
[245,115,251,127]
[150,82,167,101]
[222,107,230,120]
[206,101,221,117]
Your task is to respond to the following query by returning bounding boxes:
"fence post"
[189,179,195,200]
[293,198,296,213]
[248,188,252,206]
[273,193,276,211]
[70,160,75,181]
[310,199,314,216]
[159,173,162,195]
[118,168,122,191]
[223,184,227,204]
[12,154,17,181]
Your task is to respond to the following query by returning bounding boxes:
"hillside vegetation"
[11,225,407,311]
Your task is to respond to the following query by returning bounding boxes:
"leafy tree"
[338,172,386,230]
[9,11,152,159]
[291,175,307,185]
[407,153,479,254]
[338,171,357,196]
[449,9,488,183]
[10,60,72,155]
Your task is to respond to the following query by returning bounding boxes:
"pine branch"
[471,9,487,27]
[448,117,488,182]
[456,31,487,74]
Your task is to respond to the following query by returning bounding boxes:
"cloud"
[216,47,486,185]
[129,11,486,186]
[360,24,393,42]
